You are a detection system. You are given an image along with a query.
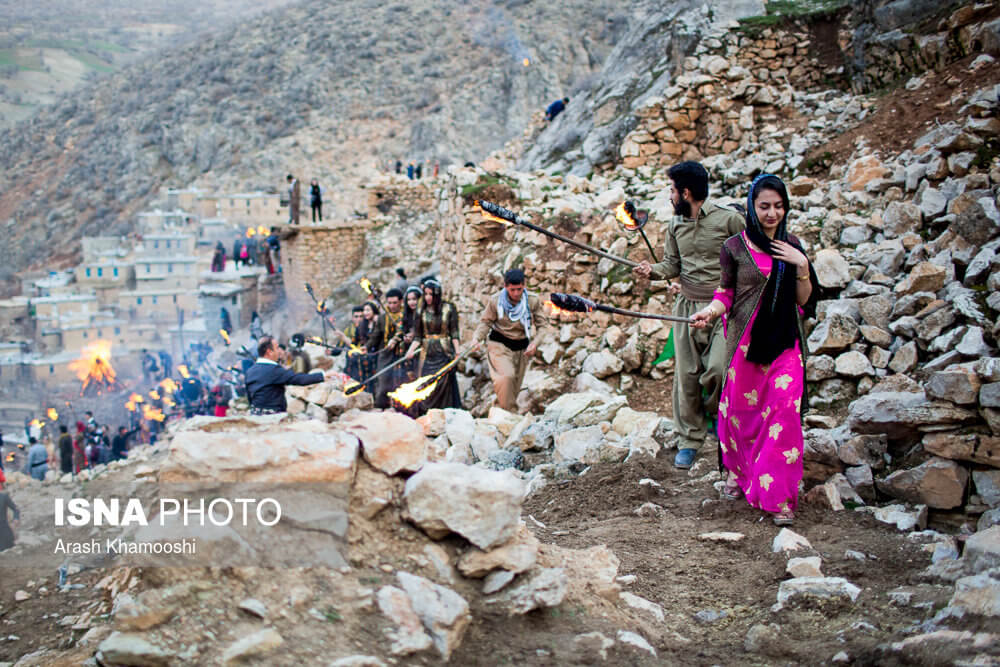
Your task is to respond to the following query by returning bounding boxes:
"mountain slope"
[0,0,631,288]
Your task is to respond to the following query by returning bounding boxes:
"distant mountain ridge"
[0,0,631,290]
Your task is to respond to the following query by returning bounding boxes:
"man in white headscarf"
[473,269,551,412]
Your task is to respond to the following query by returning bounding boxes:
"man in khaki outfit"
[473,269,550,412]
[633,161,744,469]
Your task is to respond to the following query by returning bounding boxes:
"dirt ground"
[0,443,977,666]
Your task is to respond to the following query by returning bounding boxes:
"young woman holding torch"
[690,174,817,526]
[402,280,464,415]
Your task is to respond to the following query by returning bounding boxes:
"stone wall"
[365,179,439,224]
[279,222,371,313]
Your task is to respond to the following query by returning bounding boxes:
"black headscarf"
[744,174,815,365]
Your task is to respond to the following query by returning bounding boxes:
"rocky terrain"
[0,0,297,128]
[0,0,649,290]
[2,0,1000,664]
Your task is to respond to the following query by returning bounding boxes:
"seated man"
[245,336,324,414]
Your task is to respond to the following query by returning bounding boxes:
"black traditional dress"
[403,301,462,415]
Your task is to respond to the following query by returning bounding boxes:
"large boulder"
[847,392,978,440]
[543,392,627,427]
[963,526,1000,574]
[581,349,625,379]
[813,249,851,288]
[949,192,1000,245]
[925,367,982,405]
[922,433,1000,468]
[807,314,859,354]
[456,525,540,578]
[403,463,525,549]
[894,262,947,296]
[342,412,426,475]
[554,425,627,464]
[882,201,922,238]
[161,420,359,487]
[877,457,969,509]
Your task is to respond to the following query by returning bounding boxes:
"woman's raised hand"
[771,241,808,269]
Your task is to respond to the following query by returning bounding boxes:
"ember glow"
[316,300,326,314]
[143,405,165,422]
[389,375,438,408]
[159,378,179,393]
[178,365,190,379]
[163,396,176,407]
[220,329,231,345]
[473,200,513,226]
[522,58,530,67]
[47,408,58,421]
[149,390,161,400]
[68,340,117,394]
[5,453,13,463]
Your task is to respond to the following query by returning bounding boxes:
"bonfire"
[68,340,119,395]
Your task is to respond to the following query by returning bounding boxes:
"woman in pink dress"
[691,174,817,525]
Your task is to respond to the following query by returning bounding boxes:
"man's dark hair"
[60,425,68,433]
[258,336,275,358]
[29,437,37,445]
[563,97,569,103]
[504,268,526,285]
[119,426,126,433]
[286,174,293,181]
[385,288,403,299]
[396,268,406,279]
[351,305,364,313]
[668,161,709,202]
[85,411,93,417]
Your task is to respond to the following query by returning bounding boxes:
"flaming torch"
[246,227,256,238]
[475,200,637,268]
[68,340,118,395]
[178,365,190,379]
[47,408,58,422]
[344,356,409,396]
[257,225,268,236]
[389,345,479,408]
[549,292,694,324]
[143,404,165,422]
[615,201,657,260]
[149,390,161,401]
[358,277,388,314]
[159,378,179,394]
[125,393,144,412]
[220,329,231,346]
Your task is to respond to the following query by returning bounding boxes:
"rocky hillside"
[0,0,639,290]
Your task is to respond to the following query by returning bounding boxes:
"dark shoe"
[674,448,697,469]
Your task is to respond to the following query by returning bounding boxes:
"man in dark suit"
[245,336,324,413]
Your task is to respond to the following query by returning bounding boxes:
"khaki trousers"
[487,341,529,412]
[672,294,727,451]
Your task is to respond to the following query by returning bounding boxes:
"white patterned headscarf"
[497,287,532,338]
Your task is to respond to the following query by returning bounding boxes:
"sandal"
[721,475,742,500]
[772,510,795,526]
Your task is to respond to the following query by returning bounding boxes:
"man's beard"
[674,198,692,218]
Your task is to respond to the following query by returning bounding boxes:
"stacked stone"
[365,180,438,224]
[280,223,371,313]
[847,5,1000,94]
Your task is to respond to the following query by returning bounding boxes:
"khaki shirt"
[650,200,745,287]
[473,290,551,343]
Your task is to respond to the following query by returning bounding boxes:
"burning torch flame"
[615,201,641,231]
[68,340,117,394]
[359,278,374,296]
[125,393,144,412]
[246,228,255,238]
[257,225,268,236]
[163,396,176,407]
[159,378,179,393]
[473,200,513,226]
[544,300,573,317]
[178,365,190,379]
[522,58,530,67]
[317,300,326,314]
[389,375,439,408]
[149,390,160,400]
[5,453,13,462]
[143,405,165,422]
[47,408,58,421]
[220,329,231,346]
[30,419,44,429]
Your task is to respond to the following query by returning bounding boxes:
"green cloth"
[653,329,675,365]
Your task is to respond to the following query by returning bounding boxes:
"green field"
[0,49,46,71]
